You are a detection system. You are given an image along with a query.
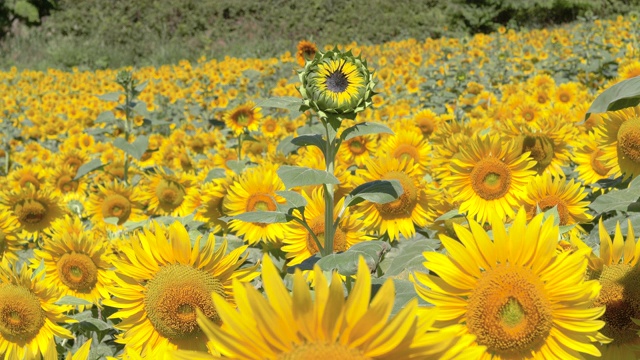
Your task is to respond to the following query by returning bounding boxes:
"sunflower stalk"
[321,117,337,257]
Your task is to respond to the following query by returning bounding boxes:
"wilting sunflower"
[281,187,371,265]
[295,40,318,67]
[224,102,262,135]
[573,131,614,186]
[172,255,484,360]
[356,156,438,241]
[0,212,26,263]
[0,260,74,360]
[141,169,195,217]
[224,165,287,244]
[299,48,375,117]
[86,181,146,230]
[413,209,606,359]
[103,221,258,355]
[446,135,536,225]
[523,174,593,226]
[31,216,112,310]
[596,105,640,180]
[0,186,66,240]
[569,220,640,358]
[183,177,231,234]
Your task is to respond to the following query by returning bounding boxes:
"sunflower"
[337,134,376,168]
[7,164,47,191]
[596,105,640,180]
[618,60,640,80]
[378,128,432,176]
[0,212,25,263]
[31,216,112,310]
[173,255,484,360]
[103,221,258,355]
[523,174,593,226]
[570,220,640,358]
[183,177,231,234]
[446,135,536,225]
[0,260,74,360]
[223,166,287,244]
[299,48,374,116]
[259,116,283,138]
[140,169,195,217]
[356,156,438,241]
[86,181,146,230]
[295,40,318,67]
[48,164,87,197]
[573,132,613,185]
[0,186,66,240]
[413,109,440,137]
[554,82,580,105]
[281,187,371,265]
[413,208,606,359]
[224,102,262,135]
[55,149,89,173]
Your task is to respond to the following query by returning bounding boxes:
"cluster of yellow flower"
[0,13,639,360]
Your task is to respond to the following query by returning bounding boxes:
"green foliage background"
[0,0,639,70]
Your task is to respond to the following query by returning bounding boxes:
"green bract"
[298,48,376,119]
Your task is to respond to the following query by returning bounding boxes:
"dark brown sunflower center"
[520,135,554,174]
[145,264,225,341]
[326,71,349,93]
[617,118,640,164]
[247,193,277,212]
[57,253,99,292]
[101,194,132,224]
[594,264,640,345]
[14,199,47,225]
[470,158,512,200]
[277,342,368,360]
[467,264,552,357]
[590,149,611,176]
[393,144,419,164]
[306,215,347,254]
[536,196,569,226]
[375,171,418,218]
[0,284,45,343]
[155,179,186,210]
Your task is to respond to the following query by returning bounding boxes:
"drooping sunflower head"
[0,260,73,359]
[299,48,375,118]
[104,221,258,355]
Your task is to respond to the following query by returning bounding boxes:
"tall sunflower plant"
[227,48,404,271]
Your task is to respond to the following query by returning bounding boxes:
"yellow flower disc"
[0,284,44,343]
[277,343,367,360]
[467,264,553,357]
[617,118,640,164]
[594,264,640,346]
[470,158,512,200]
[155,179,186,210]
[145,264,225,340]
[246,193,277,212]
[101,193,132,224]
[375,171,418,218]
[56,253,98,292]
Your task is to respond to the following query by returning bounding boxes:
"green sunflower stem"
[321,116,338,257]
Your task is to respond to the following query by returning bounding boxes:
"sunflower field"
[3,11,640,360]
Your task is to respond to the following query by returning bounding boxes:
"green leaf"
[589,176,640,214]
[344,180,403,207]
[204,168,227,183]
[316,241,390,276]
[221,211,293,224]
[387,279,426,316]
[226,159,256,174]
[276,190,308,209]
[13,0,39,22]
[133,101,151,117]
[55,296,93,306]
[255,96,302,116]
[73,159,105,180]
[380,239,439,276]
[277,165,340,189]
[291,134,327,151]
[113,135,149,161]
[97,92,121,102]
[585,77,640,120]
[340,122,394,141]
[95,111,116,124]
[276,135,299,155]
